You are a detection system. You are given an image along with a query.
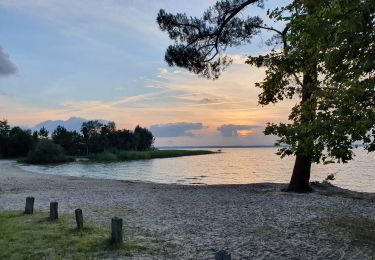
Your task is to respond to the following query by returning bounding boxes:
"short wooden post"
[24,197,35,214]
[215,250,231,260]
[50,202,58,221]
[111,217,123,244]
[75,209,83,229]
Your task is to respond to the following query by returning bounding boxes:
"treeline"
[0,120,154,158]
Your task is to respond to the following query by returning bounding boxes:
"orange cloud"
[236,129,255,136]
[1,61,294,132]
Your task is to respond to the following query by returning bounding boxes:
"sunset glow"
[0,0,290,146]
[236,130,255,136]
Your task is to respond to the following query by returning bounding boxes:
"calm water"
[18,148,375,193]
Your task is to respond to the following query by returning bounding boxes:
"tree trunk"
[285,68,317,193]
[286,154,313,192]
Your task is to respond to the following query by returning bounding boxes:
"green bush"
[26,140,72,164]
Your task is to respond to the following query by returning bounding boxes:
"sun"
[236,130,255,136]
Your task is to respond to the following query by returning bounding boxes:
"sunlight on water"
[18,148,375,192]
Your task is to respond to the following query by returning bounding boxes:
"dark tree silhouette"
[52,126,84,155]
[1,119,155,158]
[81,120,103,155]
[38,127,49,139]
[134,125,155,151]
[157,0,375,192]
[7,127,34,157]
[0,120,10,157]
[80,121,154,154]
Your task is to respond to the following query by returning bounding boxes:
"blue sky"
[0,0,292,146]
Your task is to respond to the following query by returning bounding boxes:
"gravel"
[0,160,374,259]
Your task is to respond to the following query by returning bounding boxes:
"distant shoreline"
[158,145,283,149]
[158,144,365,149]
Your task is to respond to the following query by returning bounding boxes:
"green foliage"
[259,0,375,164]
[80,121,154,155]
[0,124,35,158]
[0,119,155,163]
[157,0,263,79]
[91,150,214,162]
[26,140,71,164]
[0,119,10,136]
[38,127,49,139]
[93,151,119,162]
[324,173,336,183]
[0,211,140,259]
[0,120,10,158]
[52,126,84,156]
[157,0,375,166]
[134,125,154,151]
[0,121,38,158]
[108,129,138,151]
[117,150,151,160]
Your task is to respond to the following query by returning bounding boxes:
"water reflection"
[18,148,375,192]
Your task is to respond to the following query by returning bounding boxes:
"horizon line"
[158,145,280,149]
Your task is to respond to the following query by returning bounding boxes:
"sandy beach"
[0,160,374,259]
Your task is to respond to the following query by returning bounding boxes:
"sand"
[0,160,374,259]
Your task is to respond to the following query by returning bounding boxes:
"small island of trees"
[0,119,212,164]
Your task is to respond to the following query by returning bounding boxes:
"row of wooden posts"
[24,197,232,259]
[24,196,123,244]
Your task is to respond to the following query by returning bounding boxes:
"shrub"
[26,140,71,164]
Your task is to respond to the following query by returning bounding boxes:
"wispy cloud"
[1,59,293,130]
[0,0,291,146]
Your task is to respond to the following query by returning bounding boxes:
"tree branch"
[214,0,259,47]
[256,25,283,35]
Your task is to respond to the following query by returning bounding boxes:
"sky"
[0,0,294,147]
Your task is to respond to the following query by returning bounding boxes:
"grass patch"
[90,149,215,162]
[328,217,375,248]
[0,211,142,259]
[94,151,118,162]
[311,181,375,201]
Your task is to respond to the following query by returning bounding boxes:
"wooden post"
[215,250,231,260]
[24,197,34,214]
[111,217,123,244]
[50,202,58,221]
[75,209,83,229]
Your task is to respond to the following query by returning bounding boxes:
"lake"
[18,147,375,193]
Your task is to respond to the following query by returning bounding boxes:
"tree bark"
[286,68,317,193]
[286,154,313,192]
